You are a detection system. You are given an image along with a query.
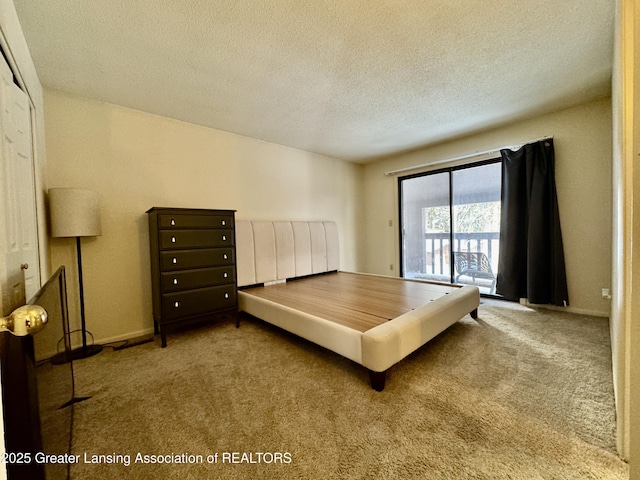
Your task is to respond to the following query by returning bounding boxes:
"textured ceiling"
[13,0,614,162]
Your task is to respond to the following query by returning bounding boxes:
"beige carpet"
[69,300,628,479]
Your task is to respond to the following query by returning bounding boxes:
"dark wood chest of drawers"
[147,207,237,347]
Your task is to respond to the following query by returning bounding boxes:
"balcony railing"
[404,231,500,293]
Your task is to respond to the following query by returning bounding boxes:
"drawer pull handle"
[223,254,228,260]
[171,236,176,243]
[174,301,180,308]
[172,257,178,264]
[173,278,178,285]
[222,220,226,226]
[224,293,229,299]
[222,235,227,241]
[171,218,176,226]
[223,272,228,278]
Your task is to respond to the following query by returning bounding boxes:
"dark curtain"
[496,139,569,306]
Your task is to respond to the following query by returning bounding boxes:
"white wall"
[629,0,640,468]
[612,0,640,467]
[44,89,364,344]
[361,98,613,317]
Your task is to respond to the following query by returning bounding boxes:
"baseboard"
[96,328,156,346]
[65,328,156,352]
[37,328,157,362]
[520,300,610,318]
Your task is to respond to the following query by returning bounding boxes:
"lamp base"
[50,344,103,365]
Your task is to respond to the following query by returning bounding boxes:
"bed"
[236,220,480,391]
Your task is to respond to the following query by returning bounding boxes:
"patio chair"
[453,251,496,294]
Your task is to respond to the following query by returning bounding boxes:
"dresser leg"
[161,329,167,348]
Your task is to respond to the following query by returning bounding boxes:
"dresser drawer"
[158,213,234,230]
[161,266,235,292]
[159,229,234,249]
[161,286,237,321]
[160,248,235,271]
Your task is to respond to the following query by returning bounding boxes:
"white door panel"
[0,52,39,313]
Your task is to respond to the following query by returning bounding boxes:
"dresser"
[147,208,237,347]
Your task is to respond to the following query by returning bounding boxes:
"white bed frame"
[235,220,480,390]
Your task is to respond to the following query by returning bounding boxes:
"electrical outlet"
[602,288,611,300]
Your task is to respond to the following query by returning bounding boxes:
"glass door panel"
[400,172,451,282]
[451,162,501,294]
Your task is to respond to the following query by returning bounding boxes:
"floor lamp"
[49,188,103,361]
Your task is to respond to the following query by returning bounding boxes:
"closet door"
[0,53,40,314]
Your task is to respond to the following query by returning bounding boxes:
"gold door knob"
[0,305,47,336]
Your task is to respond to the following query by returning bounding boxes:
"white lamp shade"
[49,188,102,238]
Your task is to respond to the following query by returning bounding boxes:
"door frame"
[0,2,49,283]
[0,52,41,308]
[0,4,50,479]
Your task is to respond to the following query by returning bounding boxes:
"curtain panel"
[496,139,569,306]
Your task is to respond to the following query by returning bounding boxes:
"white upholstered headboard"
[236,221,339,287]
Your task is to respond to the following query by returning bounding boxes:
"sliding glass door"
[399,160,501,295]
[400,171,452,283]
